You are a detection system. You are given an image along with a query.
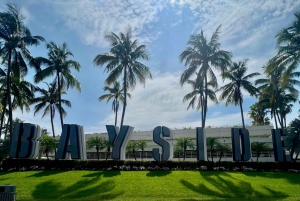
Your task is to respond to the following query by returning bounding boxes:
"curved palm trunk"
[6,50,13,142]
[273,109,278,129]
[239,96,245,129]
[5,97,15,139]
[57,72,64,128]
[219,153,223,162]
[120,66,127,127]
[50,105,55,138]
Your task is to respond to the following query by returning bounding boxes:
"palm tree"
[86,136,104,160]
[99,81,131,126]
[34,42,81,128]
[251,142,270,162]
[0,4,44,136]
[286,118,300,162]
[103,138,112,160]
[219,60,260,128]
[179,25,232,128]
[183,74,218,127]
[271,12,300,84]
[137,139,148,161]
[248,102,269,126]
[31,81,71,138]
[175,137,196,161]
[206,137,219,162]
[126,140,138,160]
[93,26,152,127]
[215,143,231,162]
[256,64,299,128]
[39,134,58,159]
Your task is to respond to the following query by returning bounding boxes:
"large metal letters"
[55,124,86,159]
[106,125,134,160]
[152,126,173,161]
[9,123,41,158]
[231,128,251,161]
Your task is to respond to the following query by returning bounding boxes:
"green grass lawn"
[0,171,300,201]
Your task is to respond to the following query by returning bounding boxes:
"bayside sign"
[9,123,292,162]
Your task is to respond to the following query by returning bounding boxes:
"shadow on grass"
[241,171,300,185]
[32,177,124,200]
[27,171,67,178]
[146,171,172,177]
[181,172,289,200]
[82,171,121,178]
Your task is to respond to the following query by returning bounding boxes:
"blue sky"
[1,0,300,135]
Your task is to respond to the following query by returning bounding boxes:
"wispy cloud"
[49,0,167,46]
[95,72,252,132]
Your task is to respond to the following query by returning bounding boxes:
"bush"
[1,159,300,172]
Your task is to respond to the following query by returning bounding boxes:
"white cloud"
[50,0,167,46]
[95,72,252,132]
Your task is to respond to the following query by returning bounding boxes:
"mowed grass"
[0,171,300,201]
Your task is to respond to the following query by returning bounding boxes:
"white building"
[85,125,276,162]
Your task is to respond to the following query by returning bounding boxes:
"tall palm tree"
[179,25,232,128]
[34,42,81,128]
[256,63,299,128]
[0,4,44,136]
[271,12,300,84]
[219,60,260,128]
[183,74,218,127]
[93,26,152,127]
[31,81,71,138]
[99,81,131,127]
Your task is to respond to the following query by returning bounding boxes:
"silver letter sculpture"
[231,128,251,161]
[196,127,207,161]
[9,123,41,158]
[106,125,134,160]
[152,126,173,161]
[55,124,86,159]
[272,129,291,162]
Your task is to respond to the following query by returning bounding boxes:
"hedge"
[1,159,300,172]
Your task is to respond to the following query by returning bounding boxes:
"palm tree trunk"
[0,100,7,139]
[239,96,245,129]
[203,74,208,128]
[106,147,110,160]
[219,154,222,162]
[276,112,282,128]
[50,105,56,138]
[273,109,278,129]
[184,148,186,161]
[133,150,136,161]
[6,50,13,142]
[211,146,214,162]
[201,94,204,128]
[120,66,127,127]
[115,98,118,127]
[256,153,260,162]
[141,149,144,161]
[96,148,99,160]
[4,116,9,139]
[57,72,63,128]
